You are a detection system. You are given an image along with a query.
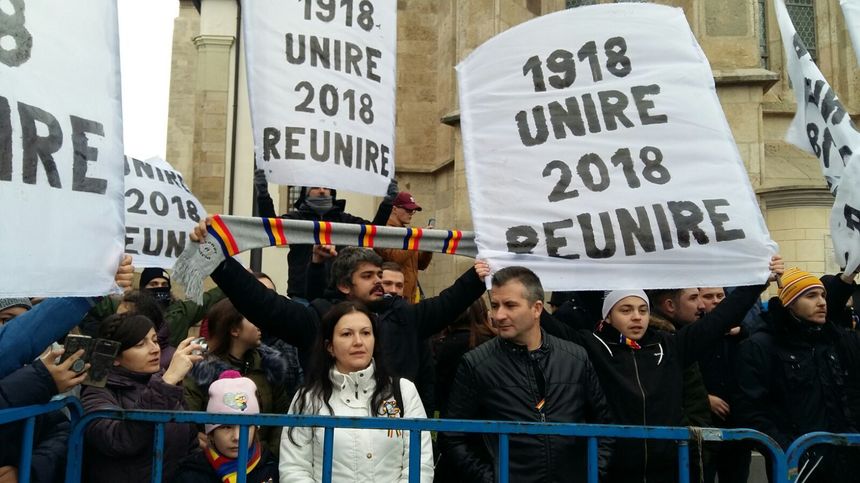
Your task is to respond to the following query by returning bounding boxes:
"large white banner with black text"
[841,0,860,65]
[457,3,776,290]
[124,157,206,269]
[0,0,125,296]
[241,0,396,196]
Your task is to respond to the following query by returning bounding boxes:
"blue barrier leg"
[497,434,509,483]
[322,426,334,483]
[237,425,249,483]
[151,423,165,483]
[677,440,690,483]
[408,429,421,483]
[18,416,35,483]
[587,437,598,483]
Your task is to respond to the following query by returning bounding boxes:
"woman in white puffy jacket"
[279,301,434,482]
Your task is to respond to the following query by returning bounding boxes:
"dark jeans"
[704,440,751,483]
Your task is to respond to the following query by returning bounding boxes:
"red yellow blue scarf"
[619,334,642,350]
[205,440,262,483]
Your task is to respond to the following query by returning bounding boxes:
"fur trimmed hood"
[189,344,289,389]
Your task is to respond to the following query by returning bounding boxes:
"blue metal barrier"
[61,404,788,483]
[786,431,860,482]
[0,397,83,483]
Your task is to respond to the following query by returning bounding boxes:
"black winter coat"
[542,283,766,483]
[441,332,614,483]
[210,256,486,387]
[172,448,278,483]
[257,187,392,299]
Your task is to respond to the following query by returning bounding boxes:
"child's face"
[210,425,257,458]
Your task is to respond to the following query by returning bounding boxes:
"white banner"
[841,0,860,65]
[831,158,860,274]
[774,0,860,192]
[457,4,776,291]
[0,1,125,296]
[123,157,207,269]
[241,0,396,196]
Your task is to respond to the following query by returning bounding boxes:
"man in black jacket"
[191,219,489,397]
[441,266,613,483]
[254,171,395,303]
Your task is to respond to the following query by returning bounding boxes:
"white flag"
[123,157,207,269]
[457,3,776,291]
[841,0,860,65]
[0,1,125,296]
[241,0,397,196]
[773,0,860,192]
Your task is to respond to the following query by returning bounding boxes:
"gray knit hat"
[0,298,32,313]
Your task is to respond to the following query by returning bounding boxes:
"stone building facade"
[166,0,856,296]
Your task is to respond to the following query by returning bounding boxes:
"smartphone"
[84,339,121,388]
[61,335,93,372]
[428,217,436,227]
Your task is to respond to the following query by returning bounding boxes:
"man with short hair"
[442,266,613,482]
[699,287,726,314]
[192,219,489,396]
[381,261,406,297]
[376,191,433,303]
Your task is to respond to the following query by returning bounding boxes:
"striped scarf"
[174,215,477,303]
[619,334,642,350]
[204,440,262,483]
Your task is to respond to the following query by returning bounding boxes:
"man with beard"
[191,219,488,395]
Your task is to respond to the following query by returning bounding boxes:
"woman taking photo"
[81,313,203,483]
[280,301,433,482]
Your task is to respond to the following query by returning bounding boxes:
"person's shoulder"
[462,337,502,368]
[547,333,589,362]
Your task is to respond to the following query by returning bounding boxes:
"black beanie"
[99,314,155,352]
[139,268,170,290]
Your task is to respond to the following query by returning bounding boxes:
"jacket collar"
[107,366,157,388]
[329,360,376,394]
[499,329,550,355]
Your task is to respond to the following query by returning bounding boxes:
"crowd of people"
[1,185,859,483]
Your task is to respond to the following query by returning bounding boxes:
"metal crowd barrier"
[6,396,852,483]
[0,397,83,483]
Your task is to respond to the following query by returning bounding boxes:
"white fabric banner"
[774,0,860,192]
[123,157,207,269]
[457,3,776,291]
[831,158,860,274]
[841,0,860,66]
[0,1,125,296]
[241,0,397,196]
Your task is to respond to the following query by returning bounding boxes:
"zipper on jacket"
[632,351,648,482]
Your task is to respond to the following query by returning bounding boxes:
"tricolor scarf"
[204,440,262,483]
[619,335,642,350]
[175,215,477,302]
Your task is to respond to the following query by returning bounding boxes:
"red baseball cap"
[393,191,422,211]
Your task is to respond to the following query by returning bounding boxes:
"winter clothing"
[81,367,198,483]
[601,290,648,320]
[0,297,97,379]
[441,331,613,483]
[174,447,279,483]
[375,217,433,304]
[779,267,825,306]
[209,256,486,391]
[542,283,766,483]
[392,191,421,211]
[140,267,171,289]
[256,186,392,300]
[432,328,472,417]
[205,370,260,434]
[279,362,434,482]
[0,297,31,312]
[185,345,295,454]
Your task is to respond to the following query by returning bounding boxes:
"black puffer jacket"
[542,283,766,483]
[257,187,392,299]
[441,331,614,483]
[173,447,279,483]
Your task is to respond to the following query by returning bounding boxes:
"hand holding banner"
[457,3,776,291]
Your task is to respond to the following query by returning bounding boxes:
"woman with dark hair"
[81,313,202,483]
[280,301,433,482]
[184,298,296,455]
[117,290,175,368]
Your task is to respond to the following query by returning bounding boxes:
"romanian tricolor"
[442,230,463,255]
[619,335,642,350]
[358,224,377,247]
[313,220,333,245]
[207,215,240,256]
[402,227,423,250]
[262,217,287,246]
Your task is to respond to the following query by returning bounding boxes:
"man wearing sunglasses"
[377,191,434,303]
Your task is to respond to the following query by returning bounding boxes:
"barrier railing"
[1,397,834,483]
[0,397,83,483]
